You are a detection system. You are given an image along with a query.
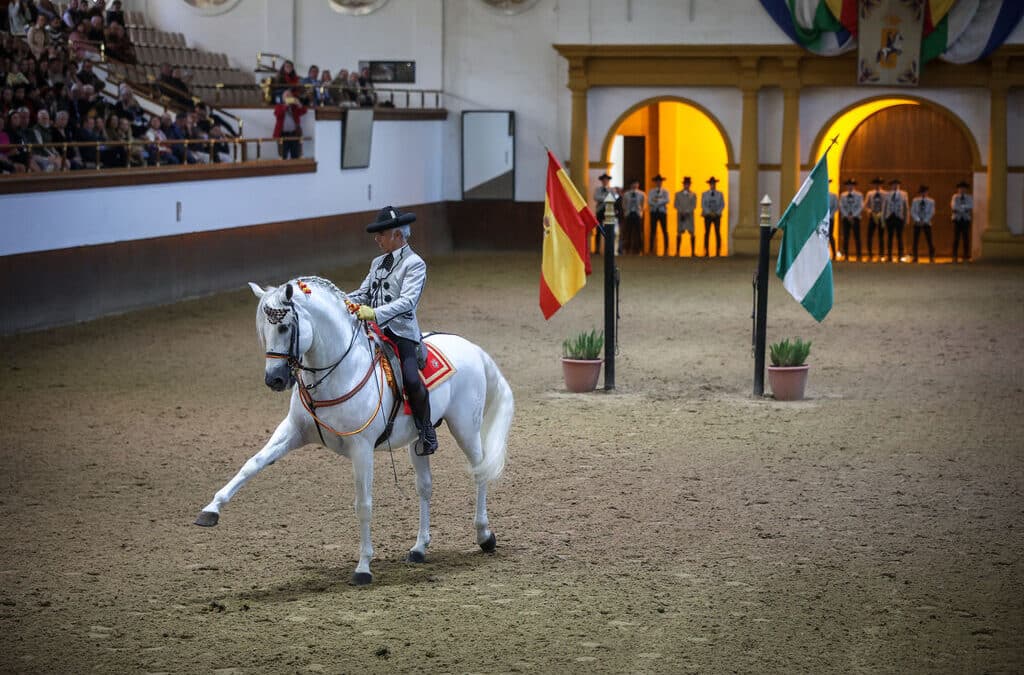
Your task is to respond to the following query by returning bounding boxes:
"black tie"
[380,252,394,271]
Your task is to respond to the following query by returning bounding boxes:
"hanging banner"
[858,0,925,85]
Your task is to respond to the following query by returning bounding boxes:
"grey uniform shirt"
[348,244,425,342]
[839,190,864,218]
[866,189,887,218]
[648,187,669,214]
[624,190,645,215]
[701,190,724,216]
[951,194,973,222]
[911,196,935,225]
[828,193,839,219]
[593,185,611,214]
[883,190,908,221]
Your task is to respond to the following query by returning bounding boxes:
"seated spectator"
[6,60,30,88]
[45,56,65,89]
[7,109,43,171]
[63,0,86,30]
[86,15,105,44]
[156,62,192,110]
[161,111,201,164]
[143,115,177,165]
[51,109,82,169]
[113,86,146,136]
[67,20,91,54]
[74,59,104,93]
[357,66,376,107]
[0,114,27,174]
[45,17,66,43]
[105,0,125,27]
[27,15,50,60]
[207,124,232,163]
[8,0,34,34]
[37,0,61,22]
[193,101,213,133]
[87,0,107,20]
[271,59,298,103]
[111,115,144,166]
[317,69,335,106]
[272,92,306,160]
[0,87,14,118]
[25,108,64,171]
[299,64,319,104]
[97,110,125,166]
[74,113,103,167]
[103,21,132,63]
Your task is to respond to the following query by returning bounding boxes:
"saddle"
[365,324,456,448]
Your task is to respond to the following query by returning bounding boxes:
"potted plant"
[561,329,604,393]
[767,338,811,401]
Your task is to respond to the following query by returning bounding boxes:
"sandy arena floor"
[1,252,1022,674]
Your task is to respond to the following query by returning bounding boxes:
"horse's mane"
[254,276,351,350]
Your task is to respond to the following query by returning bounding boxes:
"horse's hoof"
[350,572,373,586]
[194,511,219,527]
[480,532,497,553]
[406,550,426,563]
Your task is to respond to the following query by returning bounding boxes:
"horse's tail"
[474,349,514,484]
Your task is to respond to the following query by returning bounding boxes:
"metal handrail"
[262,81,444,109]
[1,136,313,172]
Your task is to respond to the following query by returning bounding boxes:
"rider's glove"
[355,305,376,322]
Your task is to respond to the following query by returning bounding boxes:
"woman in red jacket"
[272,93,307,160]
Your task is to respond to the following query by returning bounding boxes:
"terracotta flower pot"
[561,358,603,393]
[767,364,810,401]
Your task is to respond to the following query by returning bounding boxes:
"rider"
[347,206,437,455]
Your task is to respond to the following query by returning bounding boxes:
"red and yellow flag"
[540,150,598,319]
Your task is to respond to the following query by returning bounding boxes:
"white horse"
[194,276,514,585]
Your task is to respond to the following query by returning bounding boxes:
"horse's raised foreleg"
[349,444,375,585]
[406,447,432,563]
[194,417,303,527]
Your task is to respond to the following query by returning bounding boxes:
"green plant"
[562,329,604,360]
[769,338,811,367]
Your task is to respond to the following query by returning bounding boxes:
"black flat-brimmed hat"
[918,185,929,193]
[844,178,857,185]
[652,174,665,181]
[889,177,901,184]
[366,206,416,233]
[682,176,692,183]
[707,176,718,183]
[871,177,884,184]
[598,173,612,181]
[956,180,970,188]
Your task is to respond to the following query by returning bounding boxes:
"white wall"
[0,118,443,256]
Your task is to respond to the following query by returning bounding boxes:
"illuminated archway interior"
[605,101,730,257]
[814,98,918,186]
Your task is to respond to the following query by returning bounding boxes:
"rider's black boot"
[413,414,438,456]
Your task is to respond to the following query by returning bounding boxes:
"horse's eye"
[277,324,289,334]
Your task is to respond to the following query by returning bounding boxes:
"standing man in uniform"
[910,185,936,264]
[592,172,612,255]
[622,180,645,255]
[838,178,863,262]
[673,176,696,257]
[828,179,840,260]
[347,206,437,455]
[701,176,725,257]
[951,180,973,263]
[647,174,670,256]
[865,177,887,262]
[883,178,909,263]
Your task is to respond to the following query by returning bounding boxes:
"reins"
[264,294,386,441]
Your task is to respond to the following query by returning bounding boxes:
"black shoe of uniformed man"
[414,416,438,456]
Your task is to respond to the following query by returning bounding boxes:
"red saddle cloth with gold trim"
[401,341,455,414]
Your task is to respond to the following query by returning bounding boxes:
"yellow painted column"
[733,83,761,256]
[568,58,589,203]
[780,83,801,209]
[980,75,1023,259]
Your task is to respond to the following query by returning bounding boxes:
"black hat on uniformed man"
[918,185,929,194]
[889,177,901,185]
[683,176,691,184]
[652,174,666,182]
[956,180,970,189]
[598,173,612,181]
[707,176,718,184]
[871,177,884,185]
[844,178,856,185]
[366,206,416,233]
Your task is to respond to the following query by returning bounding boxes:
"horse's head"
[249,281,314,392]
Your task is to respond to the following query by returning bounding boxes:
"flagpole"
[602,192,617,390]
[753,194,774,396]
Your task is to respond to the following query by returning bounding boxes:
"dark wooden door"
[840,104,973,259]
[622,136,646,190]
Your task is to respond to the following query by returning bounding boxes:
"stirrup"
[413,418,437,456]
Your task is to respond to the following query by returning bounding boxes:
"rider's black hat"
[366,206,416,233]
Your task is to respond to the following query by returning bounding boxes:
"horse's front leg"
[406,446,432,563]
[194,416,304,527]
[350,443,375,585]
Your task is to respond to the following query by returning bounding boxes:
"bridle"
[263,294,385,442]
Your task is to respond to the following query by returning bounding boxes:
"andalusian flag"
[775,152,834,323]
[540,150,598,319]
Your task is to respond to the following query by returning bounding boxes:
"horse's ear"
[248,282,269,298]
[285,283,294,300]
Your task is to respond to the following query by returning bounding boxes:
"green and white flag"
[775,152,833,322]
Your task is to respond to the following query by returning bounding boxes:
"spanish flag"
[540,150,598,319]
